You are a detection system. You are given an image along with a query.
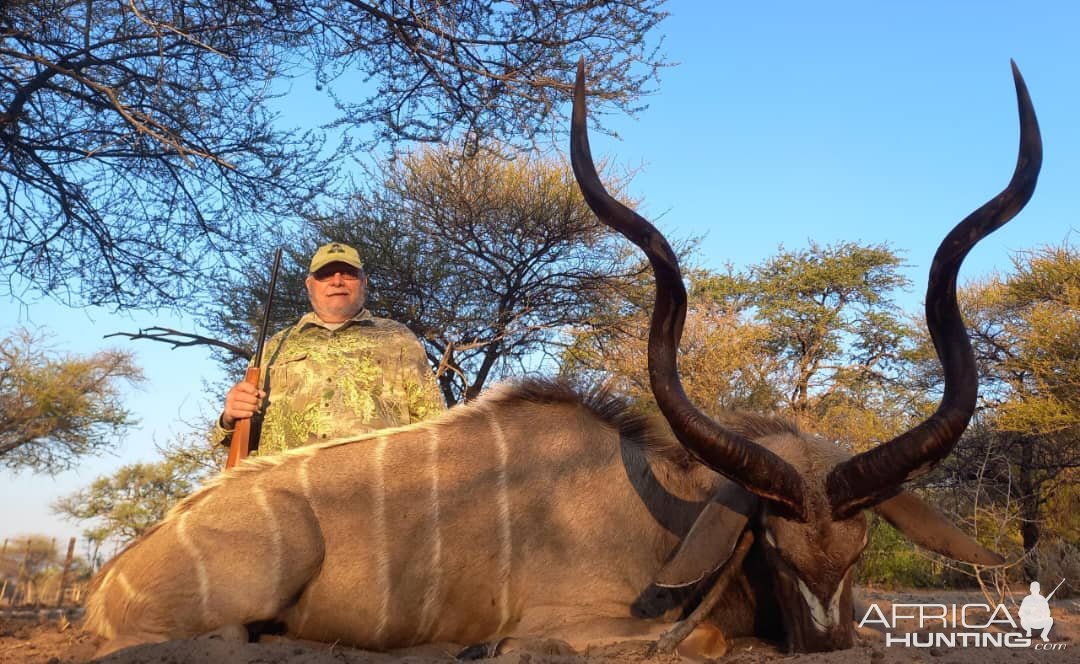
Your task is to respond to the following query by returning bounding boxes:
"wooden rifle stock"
[225,366,261,468]
[225,248,283,469]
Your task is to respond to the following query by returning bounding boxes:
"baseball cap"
[309,242,363,274]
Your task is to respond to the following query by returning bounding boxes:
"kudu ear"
[654,483,757,588]
[873,491,1004,566]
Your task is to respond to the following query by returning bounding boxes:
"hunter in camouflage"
[213,242,444,455]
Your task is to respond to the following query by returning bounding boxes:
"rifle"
[226,247,284,469]
[1045,578,1066,601]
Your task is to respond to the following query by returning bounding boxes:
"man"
[212,242,445,456]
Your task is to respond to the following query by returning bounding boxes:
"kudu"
[86,60,1041,658]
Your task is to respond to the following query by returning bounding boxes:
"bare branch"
[105,326,251,360]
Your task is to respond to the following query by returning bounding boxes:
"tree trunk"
[1017,435,1041,581]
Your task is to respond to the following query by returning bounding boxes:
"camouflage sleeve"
[209,415,234,448]
[401,334,445,422]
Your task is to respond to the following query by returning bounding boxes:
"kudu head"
[571,59,1041,652]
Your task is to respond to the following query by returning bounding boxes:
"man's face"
[305,262,367,323]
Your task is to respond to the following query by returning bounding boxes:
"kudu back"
[86,60,1041,657]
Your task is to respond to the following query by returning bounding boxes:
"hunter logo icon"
[1020,579,1064,641]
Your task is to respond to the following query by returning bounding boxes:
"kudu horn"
[827,60,1042,517]
[570,58,808,520]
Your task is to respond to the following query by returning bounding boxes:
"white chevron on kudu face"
[796,573,845,633]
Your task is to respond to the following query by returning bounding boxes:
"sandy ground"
[1,589,1076,663]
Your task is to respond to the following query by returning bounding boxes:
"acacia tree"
[0,327,142,474]
[197,145,639,404]
[562,268,784,416]
[3,0,668,308]
[0,535,63,605]
[748,241,916,421]
[565,241,923,449]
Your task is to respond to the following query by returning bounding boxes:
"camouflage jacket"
[212,309,445,456]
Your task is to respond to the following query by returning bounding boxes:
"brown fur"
[85,380,720,654]
[84,378,1000,659]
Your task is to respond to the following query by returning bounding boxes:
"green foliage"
[0,328,143,474]
[52,434,223,550]
[856,514,941,588]
[747,241,914,417]
[564,239,924,451]
[996,245,1080,435]
[957,243,1080,436]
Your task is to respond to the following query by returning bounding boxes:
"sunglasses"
[312,266,362,282]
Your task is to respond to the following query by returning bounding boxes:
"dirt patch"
[2,589,1076,663]
[0,613,99,664]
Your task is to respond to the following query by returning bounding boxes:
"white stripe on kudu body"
[114,570,135,603]
[490,412,515,635]
[175,511,213,626]
[372,434,393,645]
[254,484,283,604]
[297,454,313,500]
[417,428,444,641]
[96,568,133,638]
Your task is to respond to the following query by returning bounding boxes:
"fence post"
[56,537,76,608]
[16,539,32,606]
[0,539,8,609]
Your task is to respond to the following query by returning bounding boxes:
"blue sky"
[2,1,1078,546]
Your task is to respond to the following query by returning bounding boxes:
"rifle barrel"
[252,248,284,369]
[1046,578,1066,601]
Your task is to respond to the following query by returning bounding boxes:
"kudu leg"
[92,480,326,654]
[652,530,755,656]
